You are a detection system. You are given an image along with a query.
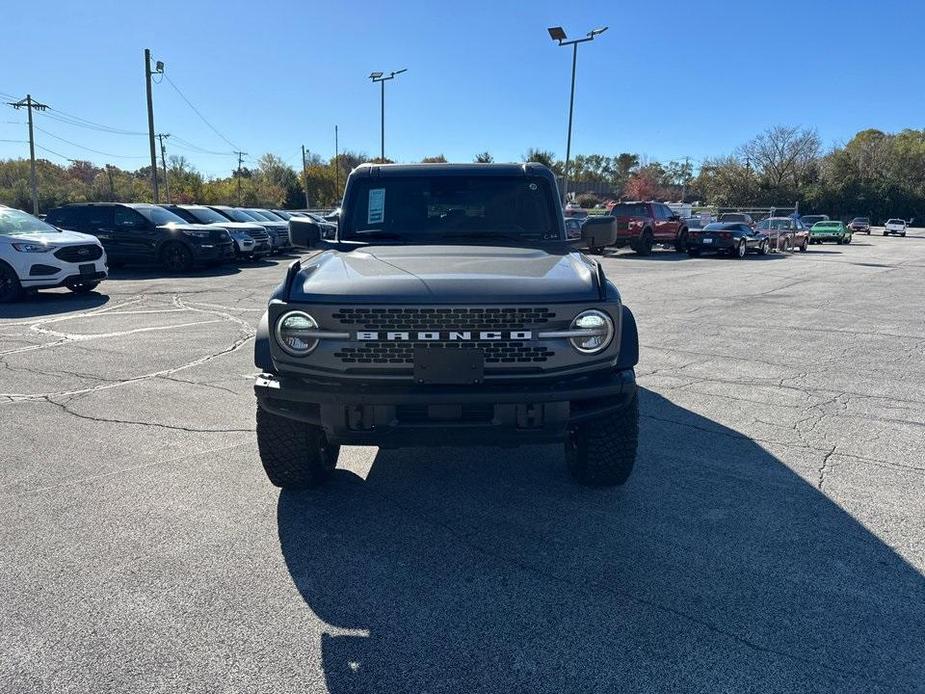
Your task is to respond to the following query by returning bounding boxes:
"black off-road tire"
[566,393,639,487]
[631,230,654,256]
[674,229,688,253]
[256,406,340,489]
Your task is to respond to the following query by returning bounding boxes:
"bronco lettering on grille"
[356,330,533,341]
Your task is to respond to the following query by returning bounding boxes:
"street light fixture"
[547,25,608,203]
[369,68,407,162]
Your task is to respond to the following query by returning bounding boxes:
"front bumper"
[192,241,235,262]
[255,368,637,447]
[18,256,108,289]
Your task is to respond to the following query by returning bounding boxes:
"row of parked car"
[0,202,335,302]
[565,203,911,259]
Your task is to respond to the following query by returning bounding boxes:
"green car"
[810,220,852,245]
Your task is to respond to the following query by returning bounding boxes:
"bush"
[575,193,601,209]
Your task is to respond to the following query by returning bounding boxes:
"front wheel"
[901,231,906,237]
[631,231,653,256]
[758,239,769,255]
[160,242,194,273]
[566,393,638,487]
[256,406,339,489]
[732,240,746,258]
[674,230,688,253]
[0,262,22,303]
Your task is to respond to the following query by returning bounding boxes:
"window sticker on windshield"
[368,188,385,224]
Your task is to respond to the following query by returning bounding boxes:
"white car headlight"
[568,310,614,354]
[12,242,54,253]
[275,311,320,356]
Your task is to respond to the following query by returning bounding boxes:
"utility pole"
[369,69,406,162]
[301,144,310,208]
[682,155,690,202]
[144,49,164,202]
[106,164,115,200]
[334,124,339,203]
[7,94,49,215]
[234,150,247,205]
[157,133,171,204]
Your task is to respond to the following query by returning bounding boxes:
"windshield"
[134,206,188,226]
[342,175,559,242]
[245,209,276,221]
[255,209,285,221]
[218,208,260,223]
[0,207,59,236]
[759,219,793,230]
[720,214,746,222]
[852,218,869,223]
[185,207,230,224]
[272,210,293,220]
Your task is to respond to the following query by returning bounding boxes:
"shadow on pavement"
[276,388,924,693]
[1,290,109,318]
[103,262,243,281]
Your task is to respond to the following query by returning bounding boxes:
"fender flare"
[616,305,639,370]
[254,310,273,371]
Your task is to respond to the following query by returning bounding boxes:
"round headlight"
[275,311,319,356]
[568,310,614,354]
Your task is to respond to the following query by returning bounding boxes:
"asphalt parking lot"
[2,231,924,693]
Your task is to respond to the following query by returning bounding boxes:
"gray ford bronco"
[253,163,638,487]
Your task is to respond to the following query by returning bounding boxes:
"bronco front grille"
[334,341,555,365]
[331,307,555,331]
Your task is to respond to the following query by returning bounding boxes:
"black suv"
[45,203,234,271]
[253,163,639,489]
[161,204,272,259]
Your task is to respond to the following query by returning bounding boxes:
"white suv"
[884,219,907,237]
[0,205,108,302]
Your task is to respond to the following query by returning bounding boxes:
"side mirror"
[289,217,322,249]
[579,216,617,249]
[669,214,680,221]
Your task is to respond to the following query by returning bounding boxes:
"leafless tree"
[740,126,821,191]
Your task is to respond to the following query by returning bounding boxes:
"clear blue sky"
[1,0,920,178]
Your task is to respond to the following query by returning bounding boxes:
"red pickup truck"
[603,201,689,255]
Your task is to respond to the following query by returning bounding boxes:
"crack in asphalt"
[818,445,838,490]
[41,396,255,434]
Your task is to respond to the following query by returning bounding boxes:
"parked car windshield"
[0,207,59,235]
[342,175,560,242]
[759,218,794,230]
[887,219,904,224]
[220,208,261,223]
[185,206,231,224]
[131,206,187,226]
[852,217,869,223]
[246,209,277,221]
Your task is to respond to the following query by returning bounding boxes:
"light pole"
[369,69,406,162]
[547,26,607,203]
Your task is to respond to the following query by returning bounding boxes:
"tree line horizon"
[1,125,922,223]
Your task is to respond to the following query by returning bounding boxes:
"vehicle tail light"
[720,232,732,239]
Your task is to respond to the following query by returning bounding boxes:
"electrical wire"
[34,144,76,161]
[39,110,148,136]
[161,73,239,150]
[33,125,147,159]
[169,134,235,156]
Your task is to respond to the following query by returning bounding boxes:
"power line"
[41,107,147,136]
[161,72,239,150]
[169,134,235,156]
[33,125,147,159]
[35,143,75,162]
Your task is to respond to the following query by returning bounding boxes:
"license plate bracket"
[79,263,95,276]
[414,346,484,385]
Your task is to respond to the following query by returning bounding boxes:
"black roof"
[350,162,554,179]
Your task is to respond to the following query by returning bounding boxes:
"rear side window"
[46,207,77,227]
[84,206,113,229]
[611,203,648,217]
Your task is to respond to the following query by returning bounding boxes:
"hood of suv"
[289,245,599,303]
[201,221,265,232]
[1,228,101,247]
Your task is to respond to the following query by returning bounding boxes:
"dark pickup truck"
[253,163,639,488]
[602,201,689,255]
